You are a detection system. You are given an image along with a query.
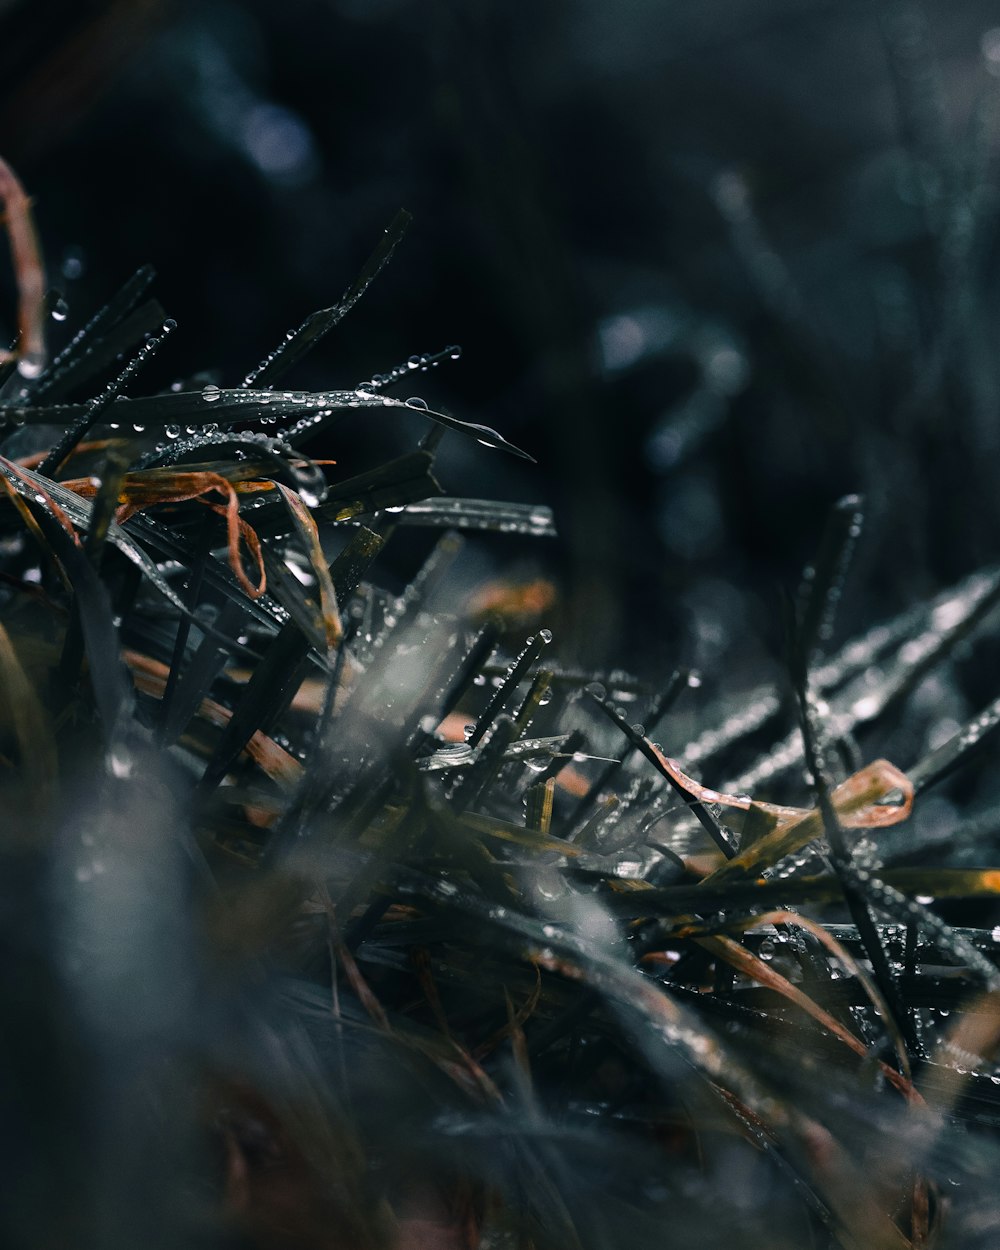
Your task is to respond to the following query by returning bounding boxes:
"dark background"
[2,0,1000,676]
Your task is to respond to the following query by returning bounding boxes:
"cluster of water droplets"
[359,344,462,397]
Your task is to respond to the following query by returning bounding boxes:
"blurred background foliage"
[1,0,1000,673]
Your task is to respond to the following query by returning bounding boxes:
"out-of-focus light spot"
[656,474,723,560]
[713,169,750,219]
[598,314,645,371]
[981,28,1000,74]
[596,304,678,373]
[703,345,748,396]
[61,246,85,281]
[242,103,317,181]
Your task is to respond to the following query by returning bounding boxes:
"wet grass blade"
[38,316,175,478]
[467,631,551,748]
[242,209,412,389]
[795,493,864,669]
[26,264,157,401]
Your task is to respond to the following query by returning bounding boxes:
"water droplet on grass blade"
[17,350,44,379]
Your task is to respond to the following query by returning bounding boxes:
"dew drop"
[202,383,221,402]
[51,296,69,322]
[165,425,180,439]
[16,350,44,379]
[407,396,429,410]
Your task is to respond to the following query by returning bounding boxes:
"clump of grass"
[4,159,1000,1250]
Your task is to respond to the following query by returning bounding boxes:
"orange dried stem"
[0,155,45,378]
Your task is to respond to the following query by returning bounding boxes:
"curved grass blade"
[8,389,534,460]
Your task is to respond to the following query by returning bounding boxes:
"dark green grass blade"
[25,265,158,403]
[194,527,384,794]
[38,317,175,478]
[6,390,535,462]
[795,493,864,670]
[467,630,552,748]
[242,209,412,389]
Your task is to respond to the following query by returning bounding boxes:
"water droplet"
[448,345,462,360]
[107,749,133,780]
[202,383,221,402]
[915,894,934,905]
[165,425,180,439]
[131,423,145,433]
[407,396,429,410]
[538,628,553,643]
[17,350,44,379]
[51,296,69,322]
[759,938,775,962]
